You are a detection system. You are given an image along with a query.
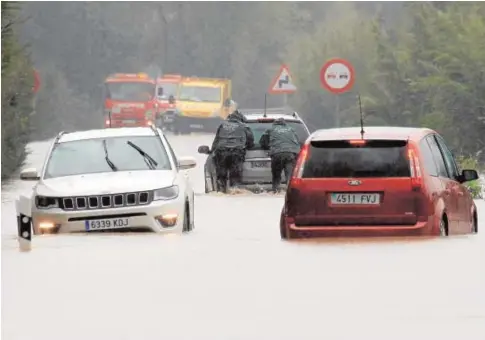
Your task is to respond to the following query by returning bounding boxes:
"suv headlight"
[153,185,179,201]
[35,196,59,209]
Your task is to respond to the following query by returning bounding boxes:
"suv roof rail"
[54,131,66,144]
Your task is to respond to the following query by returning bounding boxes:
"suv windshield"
[246,120,309,150]
[105,82,155,102]
[179,85,221,102]
[303,140,410,178]
[44,136,172,179]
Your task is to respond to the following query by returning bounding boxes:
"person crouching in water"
[211,110,254,193]
[259,118,301,193]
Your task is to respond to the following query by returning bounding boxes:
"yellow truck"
[167,76,237,134]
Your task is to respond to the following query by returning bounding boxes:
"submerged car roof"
[58,127,161,143]
[243,113,302,123]
[240,108,304,123]
[311,126,436,142]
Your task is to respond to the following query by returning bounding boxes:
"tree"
[1,2,34,179]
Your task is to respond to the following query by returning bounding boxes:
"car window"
[302,140,410,178]
[246,120,309,150]
[44,136,172,179]
[157,82,178,100]
[179,85,221,103]
[425,135,449,178]
[434,135,460,179]
[419,137,438,177]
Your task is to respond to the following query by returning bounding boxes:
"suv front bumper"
[31,198,185,234]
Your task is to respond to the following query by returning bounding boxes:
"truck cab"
[103,73,158,128]
[168,76,237,134]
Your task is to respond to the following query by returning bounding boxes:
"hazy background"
[2,1,485,179]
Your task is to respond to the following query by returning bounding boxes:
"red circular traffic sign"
[320,58,355,94]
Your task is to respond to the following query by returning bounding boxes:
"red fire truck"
[103,73,159,128]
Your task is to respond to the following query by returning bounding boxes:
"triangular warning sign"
[269,64,297,94]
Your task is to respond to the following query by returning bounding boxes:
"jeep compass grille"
[60,191,152,211]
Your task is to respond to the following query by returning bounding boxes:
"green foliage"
[288,2,485,159]
[1,2,34,180]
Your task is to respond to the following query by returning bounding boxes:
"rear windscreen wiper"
[103,139,118,172]
[127,141,158,170]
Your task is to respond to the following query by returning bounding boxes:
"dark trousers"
[214,148,245,192]
[271,152,297,192]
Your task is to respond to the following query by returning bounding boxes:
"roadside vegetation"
[1,2,34,180]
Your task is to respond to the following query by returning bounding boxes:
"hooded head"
[228,110,245,122]
[274,117,286,126]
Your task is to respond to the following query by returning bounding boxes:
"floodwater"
[2,133,484,340]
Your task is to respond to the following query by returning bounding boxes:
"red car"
[280,127,479,239]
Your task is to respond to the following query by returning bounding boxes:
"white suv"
[20,126,197,235]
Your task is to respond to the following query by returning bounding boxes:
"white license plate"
[190,124,203,128]
[85,218,129,231]
[122,120,137,124]
[251,161,270,168]
[330,193,380,205]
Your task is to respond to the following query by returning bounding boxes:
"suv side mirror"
[458,169,479,183]
[197,145,210,155]
[224,98,232,107]
[20,168,40,181]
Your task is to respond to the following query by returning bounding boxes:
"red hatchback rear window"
[303,140,411,178]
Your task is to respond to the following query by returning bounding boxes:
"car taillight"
[408,145,422,190]
[289,143,310,187]
[348,139,367,146]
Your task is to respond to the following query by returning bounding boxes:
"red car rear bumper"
[283,217,437,238]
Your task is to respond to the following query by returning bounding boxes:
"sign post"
[33,69,40,94]
[320,58,355,127]
[269,64,297,109]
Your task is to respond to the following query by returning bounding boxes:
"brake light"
[408,145,422,190]
[289,143,310,187]
[349,139,367,145]
[257,119,274,122]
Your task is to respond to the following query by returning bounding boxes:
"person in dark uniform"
[211,110,254,193]
[259,118,301,192]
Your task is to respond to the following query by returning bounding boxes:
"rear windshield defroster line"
[303,140,411,178]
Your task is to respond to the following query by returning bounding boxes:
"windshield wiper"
[103,139,118,172]
[127,141,158,170]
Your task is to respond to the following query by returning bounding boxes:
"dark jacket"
[259,118,301,156]
[211,111,254,151]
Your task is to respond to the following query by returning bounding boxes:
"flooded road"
[2,134,485,340]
